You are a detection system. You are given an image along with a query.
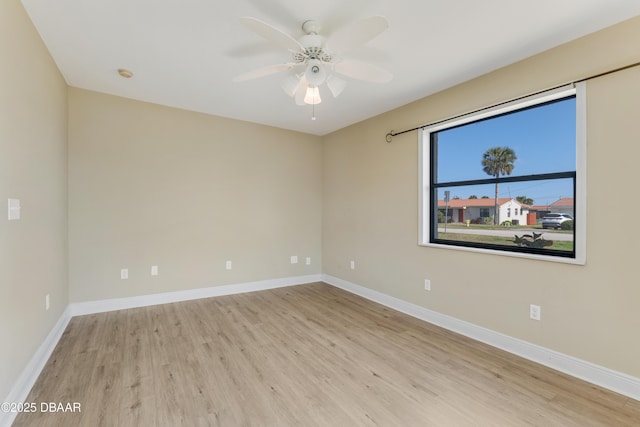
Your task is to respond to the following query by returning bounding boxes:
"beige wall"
[323,17,640,377]
[68,89,323,302]
[0,0,68,400]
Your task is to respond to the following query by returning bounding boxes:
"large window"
[419,84,586,263]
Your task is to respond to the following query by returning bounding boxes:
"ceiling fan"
[233,15,392,106]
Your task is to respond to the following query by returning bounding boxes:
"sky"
[434,96,576,206]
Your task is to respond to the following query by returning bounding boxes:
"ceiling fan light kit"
[326,74,346,97]
[304,86,321,105]
[304,58,327,87]
[281,72,300,97]
[234,15,392,112]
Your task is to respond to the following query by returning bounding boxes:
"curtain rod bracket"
[386,132,394,143]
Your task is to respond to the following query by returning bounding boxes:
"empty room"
[2,0,640,425]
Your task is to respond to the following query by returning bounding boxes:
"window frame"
[418,83,586,264]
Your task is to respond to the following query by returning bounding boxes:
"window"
[419,84,586,263]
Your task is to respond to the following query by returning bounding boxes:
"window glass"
[435,98,576,183]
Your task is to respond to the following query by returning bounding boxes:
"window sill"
[419,241,586,265]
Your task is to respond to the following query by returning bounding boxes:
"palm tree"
[481,146,517,225]
[516,195,534,206]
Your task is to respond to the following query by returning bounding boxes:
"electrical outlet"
[151,265,158,276]
[424,279,431,291]
[8,198,21,220]
[350,260,355,270]
[45,294,50,311]
[306,257,311,265]
[225,260,232,270]
[530,304,541,320]
[291,255,298,264]
[121,269,128,279]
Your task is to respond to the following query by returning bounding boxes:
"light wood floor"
[14,282,640,426]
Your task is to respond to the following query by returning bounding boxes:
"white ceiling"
[21,0,640,136]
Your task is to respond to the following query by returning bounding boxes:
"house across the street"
[438,197,533,225]
[440,197,576,225]
[530,197,575,221]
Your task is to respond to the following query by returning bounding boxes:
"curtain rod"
[385,60,640,143]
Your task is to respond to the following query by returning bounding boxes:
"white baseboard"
[322,274,640,401]
[1,307,72,427]
[70,274,323,316]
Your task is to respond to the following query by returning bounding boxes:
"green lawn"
[438,232,574,251]
[441,223,573,234]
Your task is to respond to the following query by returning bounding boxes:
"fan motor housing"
[294,34,332,64]
[301,20,322,35]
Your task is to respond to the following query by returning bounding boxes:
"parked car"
[541,213,573,229]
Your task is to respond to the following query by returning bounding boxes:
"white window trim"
[418,83,586,265]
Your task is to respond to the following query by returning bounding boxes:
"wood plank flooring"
[13,282,640,426]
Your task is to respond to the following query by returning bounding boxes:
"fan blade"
[294,76,309,105]
[325,16,389,54]
[334,60,392,83]
[240,17,304,52]
[233,64,293,82]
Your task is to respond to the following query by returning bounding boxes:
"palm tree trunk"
[494,178,499,225]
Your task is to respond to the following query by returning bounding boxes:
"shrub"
[513,232,553,248]
[560,220,574,230]
[501,220,512,227]
[437,212,453,223]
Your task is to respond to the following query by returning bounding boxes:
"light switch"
[8,198,20,220]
